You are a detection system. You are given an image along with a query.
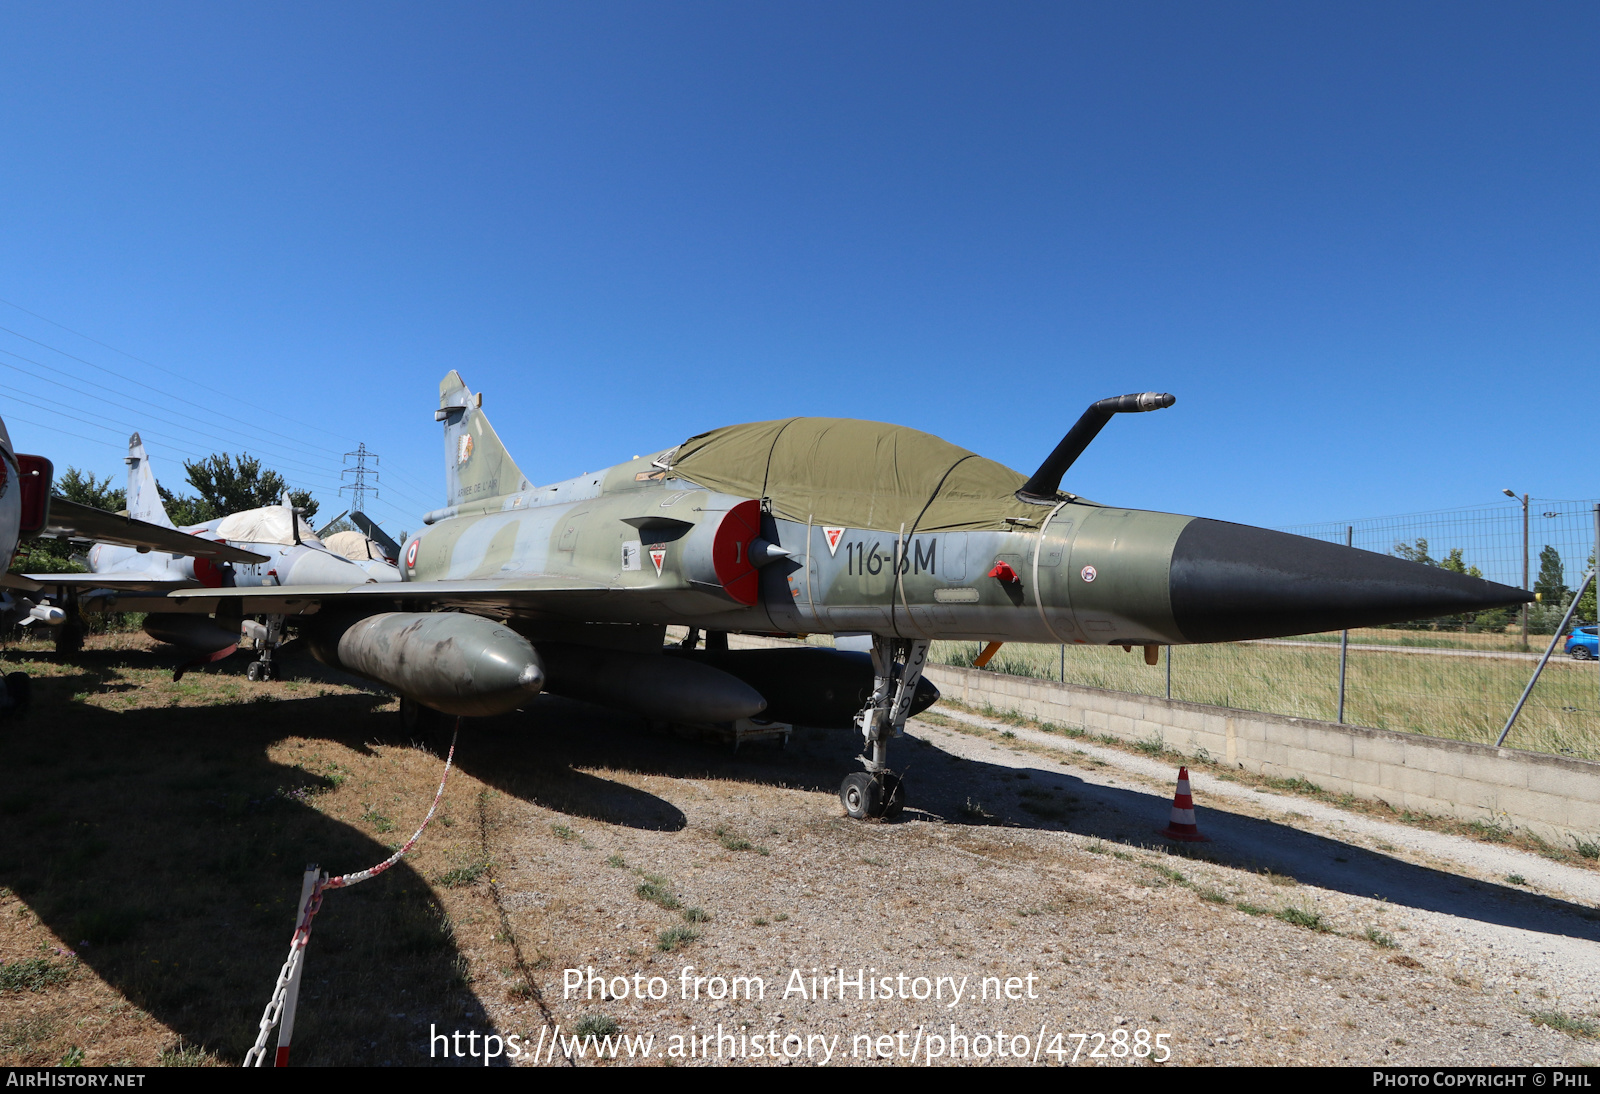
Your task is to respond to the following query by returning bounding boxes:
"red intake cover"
[712,499,763,606]
[15,454,52,535]
[191,538,228,588]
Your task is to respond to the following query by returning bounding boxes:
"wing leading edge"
[40,498,269,563]
[163,574,711,624]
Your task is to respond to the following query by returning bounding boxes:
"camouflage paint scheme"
[400,430,1191,649]
[152,370,1529,818]
[172,370,1528,657]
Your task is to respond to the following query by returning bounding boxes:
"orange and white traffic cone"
[1158,766,1211,842]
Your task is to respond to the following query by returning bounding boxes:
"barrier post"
[275,864,323,1066]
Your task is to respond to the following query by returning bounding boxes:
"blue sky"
[0,3,1594,537]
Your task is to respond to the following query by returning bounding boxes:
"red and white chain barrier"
[242,721,459,1067]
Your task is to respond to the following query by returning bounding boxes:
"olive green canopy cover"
[668,418,1049,533]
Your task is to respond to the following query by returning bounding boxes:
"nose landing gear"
[839,636,927,821]
[244,615,286,682]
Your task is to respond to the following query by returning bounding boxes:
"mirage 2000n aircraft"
[26,433,395,680]
[159,371,1531,821]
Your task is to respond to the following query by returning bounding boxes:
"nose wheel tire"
[840,772,881,820]
[840,772,905,820]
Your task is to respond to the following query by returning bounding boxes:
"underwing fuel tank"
[308,612,544,717]
[536,644,768,724]
[143,613,240,653]
[667,647,940,729]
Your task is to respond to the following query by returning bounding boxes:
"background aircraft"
[157,372,1528,819]
[25,433,388,679]
[0,415,266,713]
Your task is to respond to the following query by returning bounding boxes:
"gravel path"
[467,696,1600,1066]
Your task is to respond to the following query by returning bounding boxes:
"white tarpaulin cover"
[322,530,385,561]
[213,506,320,547]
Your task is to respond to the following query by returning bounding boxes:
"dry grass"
[1,632,1592,1068]
[931,638,1600,761]
[0,634,502,1065]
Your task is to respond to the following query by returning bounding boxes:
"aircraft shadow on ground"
[0,648,501,1066]
[454,691,1600,948]
[902,739,1600,945]
[7,639,1590,1068]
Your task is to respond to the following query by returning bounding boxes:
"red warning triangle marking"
[823,527,845,556]
[650,548,666,576]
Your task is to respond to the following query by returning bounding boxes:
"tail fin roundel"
[438,371,531,506]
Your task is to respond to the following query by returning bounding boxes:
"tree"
[180,453,318,522]
[1579,552,1597,625]
[56,467,125,513]
[1534,545,1567,605]
[1392,538,1437,567]
[8,467,126,573]
[1440,547,1482,579]
[1391,539,1482,578]
[158,484,216,527]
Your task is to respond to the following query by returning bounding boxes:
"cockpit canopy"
[213,506,320,547]
[668,417,1041,533]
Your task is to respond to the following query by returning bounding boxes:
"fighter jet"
[0,415,267,713]
[27,433,381,679]
[161,372,1530,820]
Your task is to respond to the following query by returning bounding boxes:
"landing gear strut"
[54,592,84,656]
[244,615,286,682]
[839,636,927,820]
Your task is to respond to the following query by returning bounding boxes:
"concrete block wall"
[727,634,1600,845]
[922,661,1600,845]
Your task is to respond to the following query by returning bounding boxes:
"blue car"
[1566,625,1598,660]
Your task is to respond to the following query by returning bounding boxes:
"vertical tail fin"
[438,371,531,506]
[124,432,174,528]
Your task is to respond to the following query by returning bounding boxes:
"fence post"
[276,864,321,1067]
[1499,568,1594,748]
[1165,644,1172,700]
[1337,525,1352,724]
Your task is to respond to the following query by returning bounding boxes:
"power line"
[0,296,338,437]
[0,321,349,459]
[0,345,438,513]
[0,300,445,514]
[0,355,346,484]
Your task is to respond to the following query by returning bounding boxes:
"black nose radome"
[1170,518,1533,644]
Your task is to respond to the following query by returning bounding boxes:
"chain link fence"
[933,499,1600,762]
